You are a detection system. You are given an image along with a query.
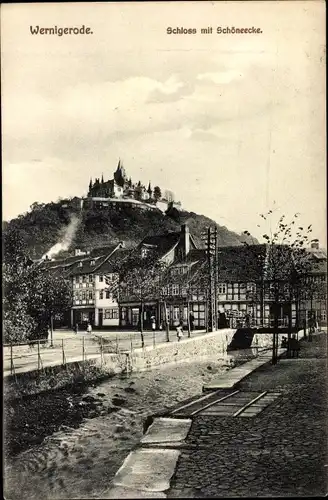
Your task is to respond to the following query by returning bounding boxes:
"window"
[89,274,93,283]
[72,276,76,284]
[82,275,87,283]
[193,303,205,319]
[78,262,83,268]
[227,283,233,300]
[172,284,179,296]
[106,291,111,299]
[79,276,83,284]
[105,308,119,319]
[82,291,86,300]
[99,275,103,282]
[171,266,187,276]
[218,283,226,294]
[89,290,93,300]
[321,310,326,321]
[99,291,104,300]
[141,247,150,258]
[173,307,180,320]
[91,260,95,266]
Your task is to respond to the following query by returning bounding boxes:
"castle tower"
[114,159,127,187]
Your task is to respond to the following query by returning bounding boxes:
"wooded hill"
[3,199,257,260]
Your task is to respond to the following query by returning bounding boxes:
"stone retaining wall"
[109,330,237,372]
[253,329,306,349]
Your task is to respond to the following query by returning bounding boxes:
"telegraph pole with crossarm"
[202,227,218,332]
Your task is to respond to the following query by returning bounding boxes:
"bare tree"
[244,211,318,363]
[112,249,167,346]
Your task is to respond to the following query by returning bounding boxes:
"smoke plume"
[42,215,81,260]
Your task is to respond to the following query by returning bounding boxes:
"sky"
[1,1,326,244]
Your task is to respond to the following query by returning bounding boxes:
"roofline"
[160,241,180,261]
[92,242,125,273]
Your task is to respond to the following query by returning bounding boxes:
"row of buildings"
[42,224,327,332]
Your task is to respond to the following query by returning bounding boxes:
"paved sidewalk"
[203,347,285,390]
[105,332,327,498]
[168,333,327,497]
[3,329,208,377]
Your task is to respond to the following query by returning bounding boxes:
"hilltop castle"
[86,160,180,212]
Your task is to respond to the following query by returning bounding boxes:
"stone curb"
[202,348,287,391]
[105,418,192,498]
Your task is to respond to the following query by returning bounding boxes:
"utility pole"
[204,227,217,332]
[214,227,219,330]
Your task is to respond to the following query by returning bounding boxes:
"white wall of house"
[156,200,169,213]
[160,247,176,266]
[94,273,119,326]
[72,275,95,307]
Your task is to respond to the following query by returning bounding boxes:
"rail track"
[168,389,281,418]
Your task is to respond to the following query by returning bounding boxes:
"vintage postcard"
[2,1,326,498]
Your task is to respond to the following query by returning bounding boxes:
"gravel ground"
[168,334,328,498]
[4,352,254,500]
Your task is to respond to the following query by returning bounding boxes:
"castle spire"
[147,181,152,194]
[101,173,104,183]
[114,158,126,187]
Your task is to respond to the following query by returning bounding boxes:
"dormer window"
[78,262,83,268]
[91,260,96,266]
[141,247,149,258]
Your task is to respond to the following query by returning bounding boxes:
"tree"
[165,202,181,223]
[153,186,161,201]
[134,184,143,201]
[244,211,317,363]
[112,249,166,346]
[3,230,72,343]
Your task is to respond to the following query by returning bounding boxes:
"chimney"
[311,241,319,249]
[181,224,190,257]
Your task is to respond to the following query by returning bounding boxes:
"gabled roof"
[173,248,207,265]
[217,244,267,282]
[94,248,131,275]
[306,247,327,260]
[41,243,125,276]
[139,232,181,258]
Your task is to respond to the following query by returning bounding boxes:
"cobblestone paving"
[168,334,327,497]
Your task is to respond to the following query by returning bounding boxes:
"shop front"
[72,307,95,330]
[120,302,159,329]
